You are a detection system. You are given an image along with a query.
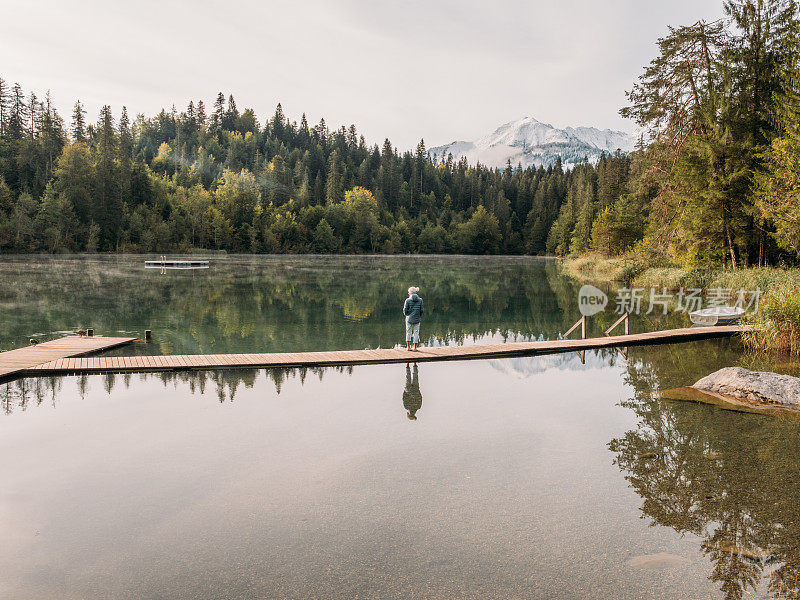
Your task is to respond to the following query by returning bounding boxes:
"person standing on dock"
[404,286,424,351]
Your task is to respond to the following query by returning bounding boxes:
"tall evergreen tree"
[0,77,9,135]
[71,100,87,143]
[325,149,343,204]
[118,106,133,161]
[196,99,207,126]
[94,105,122,248]
[222,94,239,131]
[7,83,28,140]
[211,92,225,132]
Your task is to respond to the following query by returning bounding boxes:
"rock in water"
[693,367,800,406]
[626,552,687,569]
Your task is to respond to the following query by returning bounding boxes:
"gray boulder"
[693,367,800,406]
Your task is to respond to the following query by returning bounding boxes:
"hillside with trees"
[0,81,632,255]
[2,0,799,265]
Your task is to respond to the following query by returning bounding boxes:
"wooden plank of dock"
[0,336,136,380]
[10,325,746,378]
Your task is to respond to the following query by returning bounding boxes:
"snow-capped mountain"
[429,116,637,169]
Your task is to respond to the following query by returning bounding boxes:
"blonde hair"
[408,286,420,294]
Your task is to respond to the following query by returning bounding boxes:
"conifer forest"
[1,0,799,266]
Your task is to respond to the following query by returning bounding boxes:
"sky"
[2,0,725,151]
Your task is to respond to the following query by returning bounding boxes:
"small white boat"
[689,306,745,326]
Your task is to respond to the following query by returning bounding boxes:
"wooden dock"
[0,325,745,380]
[0,336,136,380]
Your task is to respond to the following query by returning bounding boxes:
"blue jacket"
[403,294,424,324]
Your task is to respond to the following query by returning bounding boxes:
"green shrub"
[616,261,648,283]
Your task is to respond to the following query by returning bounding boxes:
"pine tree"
[211,92,225,131]
[347,124,358,149]
[297,113,310,149]
[118,106,133,162]
[313,218,338,252]
[37,92,65,180]
[93,105,122,248]
[196,100,207,126]
[325,149,343,204]
[0,77,9,135]
[295,167,311,206]
[222,94,238,131]
[7,83,28,140]
[51,143,94,223]
[71,100,87,143]
[28,92,42,136]
[621,19,741,265]
[271,103,286,141]
[725,0,800,264]
[380,139,396,210]
[415,139,426,202]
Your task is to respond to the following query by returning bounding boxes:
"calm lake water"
[1,255,799,600]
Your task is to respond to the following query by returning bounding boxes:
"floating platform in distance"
[144,259,209,269]
[3,325,748,380]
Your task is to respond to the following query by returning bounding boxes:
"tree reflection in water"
[1,365,354,414]
[6,332,800,599]
[611,342,800,600]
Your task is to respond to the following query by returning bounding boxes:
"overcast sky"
[3,0,725,150]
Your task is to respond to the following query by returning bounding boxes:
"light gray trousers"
[405,321,420,343]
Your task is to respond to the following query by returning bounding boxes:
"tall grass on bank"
[560,255,645,282]
[561,255,800,355]
[562,255,800,292]
[743,282,800,356]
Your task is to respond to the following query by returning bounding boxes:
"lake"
[1,255,798,600]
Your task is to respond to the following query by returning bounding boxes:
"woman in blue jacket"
[403,286,424,351]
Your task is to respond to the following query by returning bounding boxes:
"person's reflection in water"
[403,363,423,420]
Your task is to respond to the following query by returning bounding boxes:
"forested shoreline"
[2,0,800,264]
[0,79,630,255]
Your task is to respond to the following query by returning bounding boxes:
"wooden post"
[87,329,93,337]
[564,315,587,340]
[145,330,152,342]
[604,312,629,337]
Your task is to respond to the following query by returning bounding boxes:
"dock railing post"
[564,315,587,340]
[604,312,629,337]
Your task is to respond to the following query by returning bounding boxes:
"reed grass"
[560,254,646,282]
[561,255,800,355]
[742,280,800,356]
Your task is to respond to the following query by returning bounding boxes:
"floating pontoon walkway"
[0,325,746,380]
[0,336,136,380]
[144,260,209,268]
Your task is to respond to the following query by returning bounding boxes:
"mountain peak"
[430,116,635,169]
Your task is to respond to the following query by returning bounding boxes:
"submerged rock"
[626,552,687,569]
[692,367,800,406]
